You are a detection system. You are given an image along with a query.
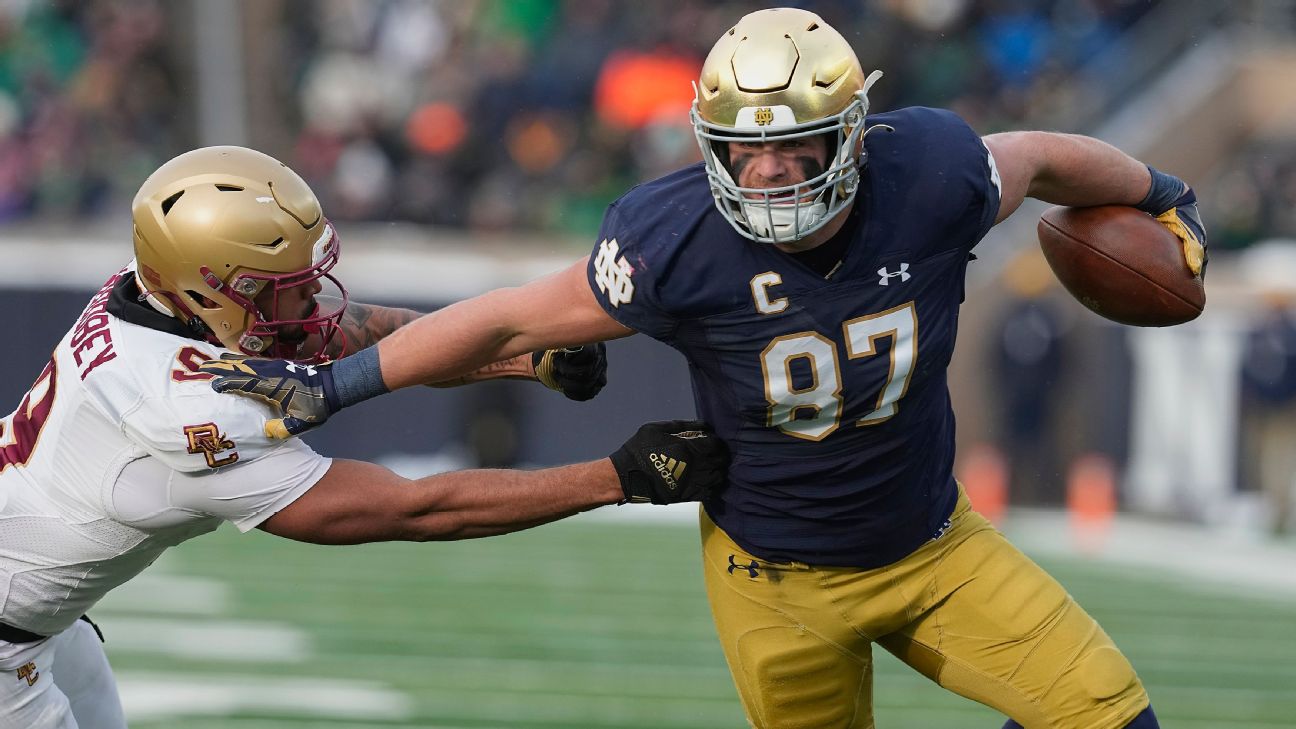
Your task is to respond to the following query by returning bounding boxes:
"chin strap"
[853,70,893,168]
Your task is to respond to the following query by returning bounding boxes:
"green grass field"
[98,517,1296,729]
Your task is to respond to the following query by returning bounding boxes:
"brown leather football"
[1037,205,1205,326]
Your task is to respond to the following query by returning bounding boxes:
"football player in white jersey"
[0,146,729,729]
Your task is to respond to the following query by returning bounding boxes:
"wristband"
[1136,165,1188,215]
[331,345,389,408]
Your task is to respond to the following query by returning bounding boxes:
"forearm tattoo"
[427,353,534,388]
[321,297,423,359]
[317,297,533,384]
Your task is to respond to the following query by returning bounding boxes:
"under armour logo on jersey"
[286,363,317,377]
[16,662,38,686]
[878,263,911,285]
[593,238,635,307]
[727,555,759,579]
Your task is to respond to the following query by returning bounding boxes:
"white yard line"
[93,570,232,615]
[164,723,484,729]
[102,616,310,661]
[116,672,414,722]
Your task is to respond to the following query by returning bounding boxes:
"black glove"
[198,354,341,439]
[532,344,607,401]
[609,420,729,504]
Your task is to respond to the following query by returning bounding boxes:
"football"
[1037,205,1205,327]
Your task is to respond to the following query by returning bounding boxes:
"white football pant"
[0,619,125,728]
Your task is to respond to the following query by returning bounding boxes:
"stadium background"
[2,0,1296,726]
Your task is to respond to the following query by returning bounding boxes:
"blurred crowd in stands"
[272,0,1165,234]
[0,0,179,223]
[0,0,1291,246]
[1210,141,1296,251]
[0,2,1181,228]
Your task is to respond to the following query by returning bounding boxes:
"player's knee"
[1079,645,1141,701]
[735,626,870,729]
[1049,645,1147,729]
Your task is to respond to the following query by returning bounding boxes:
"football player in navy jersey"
[204,8,1206,728]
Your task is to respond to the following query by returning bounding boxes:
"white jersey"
[0,270,331,635]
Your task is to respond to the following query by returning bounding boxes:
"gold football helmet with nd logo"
[131,146,347,361]
[691,7,885,244]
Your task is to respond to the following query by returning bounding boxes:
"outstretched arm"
[261,457,622,543]
[257,420,727,544]
[316,296,603,391]
[377,257,633,391]
[202,261,627,437]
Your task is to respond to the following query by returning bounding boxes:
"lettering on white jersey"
[69,274,122,380]
[750,272,788,315]
[172,346,217,382]
[183,423,239,468]
[592,238,635,308]
[0,359,57,472]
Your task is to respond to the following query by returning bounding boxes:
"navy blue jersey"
[586,107,1000,568]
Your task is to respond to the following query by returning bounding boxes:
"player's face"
[727,135,830,197]
[253,277,322,347]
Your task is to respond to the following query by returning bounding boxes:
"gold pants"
[700,491,1148,729]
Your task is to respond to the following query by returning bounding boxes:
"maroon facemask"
[198,222,349,363]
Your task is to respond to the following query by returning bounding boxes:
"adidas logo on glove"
[649,453,688,491]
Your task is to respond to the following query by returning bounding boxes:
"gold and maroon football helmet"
[691,7,885,244]
[131,146,347,361]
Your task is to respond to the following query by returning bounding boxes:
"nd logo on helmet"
[753,108,774,126]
